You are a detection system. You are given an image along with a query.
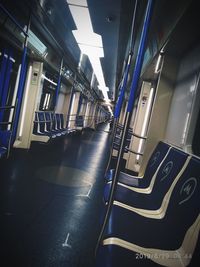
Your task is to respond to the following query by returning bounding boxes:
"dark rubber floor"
[0,123,111,267]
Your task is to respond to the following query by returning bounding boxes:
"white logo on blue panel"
[150,151,160,167]
[160,161,173,181]
[179,177,197,205]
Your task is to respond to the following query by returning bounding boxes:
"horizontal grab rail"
[130,132,147,140]
[0,122,12,125]
[126,147,144,156]
[0,105,15,110]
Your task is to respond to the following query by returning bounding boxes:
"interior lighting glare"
[154,53,162,73]
[67,0,110,100]
[108,106,113,116]
[66,0,87,7]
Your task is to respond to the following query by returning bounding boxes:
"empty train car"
[0,0,199,266]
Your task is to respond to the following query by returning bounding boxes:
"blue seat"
[0,130,11,158]
[113,136,130,153]
[105,141,170,183]
[115,125,132,137]
[44,112,58,138]
[60,113,65,129]
[33,112,52,137]
[112,128,133,153]
[96,156,200,267]
[50,113,62,136]
[104,147,188,215]
[105,168,115,182]
[55,113,66,135]
[33,112,69,140]
[37,112,48,134]
[59,113,69,134]
[33,112,39,135]
[76,115,84,127]
[0,146,7,157]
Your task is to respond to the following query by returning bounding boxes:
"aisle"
[0,123,111,267]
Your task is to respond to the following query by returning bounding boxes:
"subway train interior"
[0,0,200,266]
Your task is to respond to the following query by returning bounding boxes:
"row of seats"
[33,111,75,139]
[96,141,200,266]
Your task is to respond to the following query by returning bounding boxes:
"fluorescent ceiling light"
[69,6,93,33]
[104,99,111,104]
[154,53,163,73]
[67,0,110,100]
[66,0,87,7]
[89,56,105,86]
[99,86,109,101]
[108,106,113,116]
[79,44,104,58]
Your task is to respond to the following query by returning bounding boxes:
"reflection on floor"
[0,123,111,267]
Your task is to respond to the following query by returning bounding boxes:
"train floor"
[0,123,111,267]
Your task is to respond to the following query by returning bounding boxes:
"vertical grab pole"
[12,12,31,141]
[54,58,63,109]
[105,53,132,174]
[66,74,76,128]
[0,49,9,105]
[105,0,138,174]
[95,0,154,254]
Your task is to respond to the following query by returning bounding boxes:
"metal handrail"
[0,122,12,125]
[0,105,15,110]
[126,147,144,156]
[130,132,147,140]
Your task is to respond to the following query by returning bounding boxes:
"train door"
[68,91,80,129]
[0,43,22,156]
[126,81,154,172]
[14,61,43,148]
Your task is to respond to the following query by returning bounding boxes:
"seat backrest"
[164,156,200,248]
[0,129,11,147]
[50,113,56,130]
[37,112,46,132]
[60,114,64,129]
[55,113,61,130]
[115,126,132,137]
[152,147,188,202]
[127,128,132,140]
[76,115,84,127]
[44,112,52,131]
[116,127,122,136]
[33,112,39,134]
[143,142,171,181]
